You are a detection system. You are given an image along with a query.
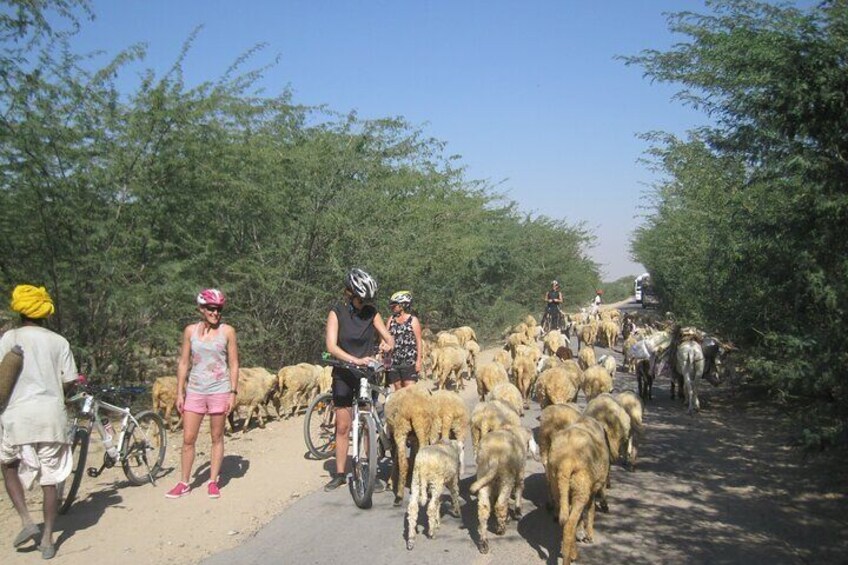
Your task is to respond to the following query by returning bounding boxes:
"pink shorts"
[183,391,231,415]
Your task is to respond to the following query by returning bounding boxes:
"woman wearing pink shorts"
[166,289,239,499]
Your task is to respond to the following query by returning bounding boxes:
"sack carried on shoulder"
[0,345,24,412]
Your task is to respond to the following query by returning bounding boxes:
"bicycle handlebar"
[322,358,384,382]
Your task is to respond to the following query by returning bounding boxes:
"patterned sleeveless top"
[389,315,417,367]
[187,323,231,394]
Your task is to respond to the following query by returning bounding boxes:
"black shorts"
[331,368,359,408]
[385,365,418,385]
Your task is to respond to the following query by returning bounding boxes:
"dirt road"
[3,324,847,563]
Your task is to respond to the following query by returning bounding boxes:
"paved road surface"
[204,302,848,564]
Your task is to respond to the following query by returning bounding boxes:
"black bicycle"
[59,383,167,514]
[542,305,564,333]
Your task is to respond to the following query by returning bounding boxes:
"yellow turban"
[10,285,55,319]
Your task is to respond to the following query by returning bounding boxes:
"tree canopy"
[0,0,601,381]
[626,0,848,434]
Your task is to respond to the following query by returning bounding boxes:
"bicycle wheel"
[350,413,377,509]
[58,426,89,515]
[304,392,336,460]
[121,410,167,486]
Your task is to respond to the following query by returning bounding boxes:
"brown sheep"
[464,339,481,380]
[431,345,468,391]
[471,425,539,554]
[547,422,611,565]
[475,362,509,402]
[581,365,614,401]
[450,326,477,346]
[493,349,512,376]
[615,391,644,469]
[228,367,278,432]
[429,390,470,449]
[577,322,599,351]
[385,385,435,505]
[470,400,521,455]
[599,320,619,349]
[535,367,579,408]
[151,376,181,431]
[486,382,524,417]
[577,346,596,371]
[583,393,632,466]
[512,352,537,410]
[277,363,320,418]
[435,331,461,348]
[537,403,582,468]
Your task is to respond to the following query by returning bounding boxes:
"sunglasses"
[202,305,223,313]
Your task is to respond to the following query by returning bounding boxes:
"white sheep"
[406,439,463,550]
[597,354,617,379]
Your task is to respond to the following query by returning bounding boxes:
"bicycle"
[542,305,564,333]
[303,390,336,460]
[319,358,391,509]
[58,382,167,514]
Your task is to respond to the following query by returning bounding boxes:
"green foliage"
[626,1,848,427]
[0,2,600,381]
[600,276,636,305]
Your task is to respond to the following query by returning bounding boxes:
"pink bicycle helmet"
[197,288,226,307]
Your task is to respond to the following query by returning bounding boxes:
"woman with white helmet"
[166,288,239,500]
[384,290,422,391]
[323,268,394,491]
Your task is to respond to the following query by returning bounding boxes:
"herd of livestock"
[148,307,732,563]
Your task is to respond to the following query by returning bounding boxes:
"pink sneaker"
[207,480,221,499]
[165,482,191,499]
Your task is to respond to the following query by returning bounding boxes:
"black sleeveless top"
[331,301,377,358]
[547,290,561,309]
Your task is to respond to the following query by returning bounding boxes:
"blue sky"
[64,0,713,281]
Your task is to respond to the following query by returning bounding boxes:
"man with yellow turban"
[1,285,77,559]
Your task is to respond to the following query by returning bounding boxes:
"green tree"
[626,1,848,424]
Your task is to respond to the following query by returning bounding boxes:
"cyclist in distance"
[323,268,394,491]
[0,285,78,560]
[166,288,239,500]
[542,280,564,331]
[384,291,422,391]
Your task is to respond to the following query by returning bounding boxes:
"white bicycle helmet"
[345,268,378,301]
[390,290,412,306]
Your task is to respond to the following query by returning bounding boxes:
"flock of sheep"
[148,307,658,563]
[386,309,647,563]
